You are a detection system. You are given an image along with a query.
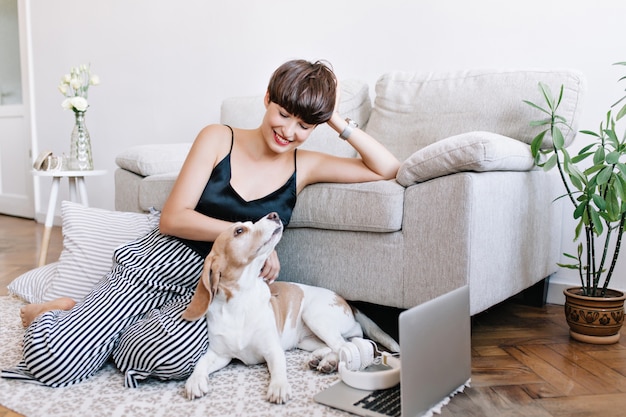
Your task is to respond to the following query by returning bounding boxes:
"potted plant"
[525,62,626,344]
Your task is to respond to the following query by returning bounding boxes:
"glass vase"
[69,111,93,170]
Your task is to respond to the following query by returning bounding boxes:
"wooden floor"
[2,215,626,416]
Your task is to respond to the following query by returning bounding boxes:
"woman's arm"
[298,113,401,190]
[328,112,400,178]
[159,124,233,241]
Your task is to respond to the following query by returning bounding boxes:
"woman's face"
[262,95,316,152]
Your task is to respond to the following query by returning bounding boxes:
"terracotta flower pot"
[563,287,626,344]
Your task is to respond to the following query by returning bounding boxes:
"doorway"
[0,0,34,218]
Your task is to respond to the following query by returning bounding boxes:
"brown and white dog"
[181,212,400,404]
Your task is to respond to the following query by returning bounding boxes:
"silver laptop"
[314,285,471,417]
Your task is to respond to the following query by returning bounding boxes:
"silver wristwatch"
[339,118,359,140]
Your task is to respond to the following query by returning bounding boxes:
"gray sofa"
[115,70,586,315]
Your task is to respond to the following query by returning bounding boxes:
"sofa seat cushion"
[396,131,535,186]
[116,143,192,177]
[289,180,404,232]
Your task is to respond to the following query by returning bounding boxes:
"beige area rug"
[0,296,349,417]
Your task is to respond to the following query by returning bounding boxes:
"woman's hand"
[260,250,280,283]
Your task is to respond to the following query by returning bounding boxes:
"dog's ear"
[182,254,219,321]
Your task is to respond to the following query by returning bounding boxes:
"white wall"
[27,0,626,299]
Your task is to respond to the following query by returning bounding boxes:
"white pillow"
[115,143,192,177]
[396,131,535,186]
[7,262,58,304]
[8,201,160,303]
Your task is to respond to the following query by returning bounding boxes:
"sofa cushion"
[116,143,192,177]
[366,69,586,161]
[396,131,535,186]
[289,180,404,232]
[220,79,371,158]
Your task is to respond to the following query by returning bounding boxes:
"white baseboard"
[546,279,573,305]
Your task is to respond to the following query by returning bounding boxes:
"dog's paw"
[308,348,339,373]
[308,347,332,370]
[312,350,339,373]
[184,372,211,400]
[267,380,292,404]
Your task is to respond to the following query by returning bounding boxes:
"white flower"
[70,96,89,112]
[59,63,100,113]
[60,97,89,112]
[70,77,82,90]
[61,98,72,110]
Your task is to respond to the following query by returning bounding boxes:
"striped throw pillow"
[8,201,159,304]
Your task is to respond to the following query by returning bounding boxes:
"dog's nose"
[267,212,281,224]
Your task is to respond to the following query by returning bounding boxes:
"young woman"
[3,59,400,388]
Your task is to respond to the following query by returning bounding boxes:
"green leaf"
[568,164,587,190]
[531,131,547,157]
[583,163,603,176]
[523,100,550,115]
[580,129,601,138]
[593,147,606,164]
[552,126,565,149]
[574,218,583,240]
[539,82,555,111]
[592,193,606,210]
[569,174,584,191]
[606,151,621,164]
[605,188,619,219]
[557,263,580,270]
[556,84,564,108]
[543,154,557,171]
[617,175,626,201]
[617,103,626,121]
[530,119,552,127]
[573,202,586,219]
[590,208,603,235]
[572,150,594,164]
[597,166,613,185]
[605,128,619,147]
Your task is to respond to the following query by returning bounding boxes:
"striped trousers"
[2,227,209,388]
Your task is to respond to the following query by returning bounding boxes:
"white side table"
[32,169,107,266]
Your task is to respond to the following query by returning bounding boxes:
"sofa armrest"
[396,131,535,186]
[401,169,562,314]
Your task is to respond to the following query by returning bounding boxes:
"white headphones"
[338,337,401,391]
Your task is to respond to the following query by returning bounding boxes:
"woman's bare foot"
[20,297,76,327]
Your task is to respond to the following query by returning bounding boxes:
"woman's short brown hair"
[267,59,337,126]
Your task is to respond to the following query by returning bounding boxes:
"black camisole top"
[180,126,297,258]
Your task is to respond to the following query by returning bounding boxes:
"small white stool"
[32,169,107,266]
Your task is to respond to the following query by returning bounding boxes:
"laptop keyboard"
[353,384,401,417]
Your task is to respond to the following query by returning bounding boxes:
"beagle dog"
[182,212,400,404]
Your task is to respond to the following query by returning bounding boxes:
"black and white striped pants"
[2,227,209,388]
